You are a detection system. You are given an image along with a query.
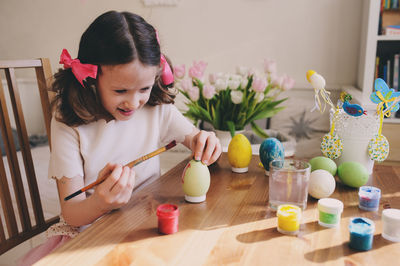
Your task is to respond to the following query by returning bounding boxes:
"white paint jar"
[382,208,400,242]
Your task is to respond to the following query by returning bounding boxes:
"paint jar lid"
[318,198,344,215]
[277,204,301,220]
[157,204,179,219]
[349,217,375,234]
[382,208,400,223]
[358,186,381,199]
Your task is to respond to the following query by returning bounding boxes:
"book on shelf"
[375,57,380,80]
[385,25,400,36]
[383,0,400,9]
[375,53,400,90]
[394,54,399,90]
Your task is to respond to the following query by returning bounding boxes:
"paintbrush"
[64,140,177,201]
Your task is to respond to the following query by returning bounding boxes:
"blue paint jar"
[358,186,381,211]
[348,217,375,251]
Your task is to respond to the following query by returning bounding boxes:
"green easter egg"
[309,156,337,176]
[337,162,369,188]
[182,159,210,197]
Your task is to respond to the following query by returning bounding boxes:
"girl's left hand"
[190,130,221,165]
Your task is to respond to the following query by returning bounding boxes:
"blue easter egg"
[259,137,285,171]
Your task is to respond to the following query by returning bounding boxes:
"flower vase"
[215,129,245,152]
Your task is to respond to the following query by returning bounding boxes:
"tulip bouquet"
[174,59,295,137]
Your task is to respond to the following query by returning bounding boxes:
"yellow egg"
[227,134,252,173]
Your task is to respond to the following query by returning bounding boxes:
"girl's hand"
[92,163,136,213]
[190,130,222,165]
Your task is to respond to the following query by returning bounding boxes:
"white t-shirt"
[49,104,194,194]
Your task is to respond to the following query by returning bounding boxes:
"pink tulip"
[173,64,185,79]
[180,78,193,92]
[252,77,267,93]
[188,86,200,101]
[209,73,217,84]
[281,74,295,90]
[271,74,284,88]
[188,60,207,79]
[263,59,277,74]
[203,85,216,99]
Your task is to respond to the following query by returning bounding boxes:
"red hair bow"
[160,54,173,85]
[59,49,98,86]
[155,30,174,85]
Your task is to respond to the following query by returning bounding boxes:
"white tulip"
[255,92,265,103]
[228,79,241,90]
[236,66,248,76]
[215,79,227,92]
[231,90,243,104]
[230,74,242,81]
[241,78,248,88]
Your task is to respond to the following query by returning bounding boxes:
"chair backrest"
[0,58,59,255]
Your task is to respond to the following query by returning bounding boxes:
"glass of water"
[268,159,311,210]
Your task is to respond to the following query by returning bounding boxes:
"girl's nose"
[125,95,140,110]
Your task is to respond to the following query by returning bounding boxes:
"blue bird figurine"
[340,92,366,117]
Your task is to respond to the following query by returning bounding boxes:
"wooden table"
[36,154,400,265]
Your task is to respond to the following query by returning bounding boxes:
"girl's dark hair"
[51,11,176,126]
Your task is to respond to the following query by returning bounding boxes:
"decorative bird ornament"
[340,92,366,117]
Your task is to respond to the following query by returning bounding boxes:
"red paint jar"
[156,204,179,234]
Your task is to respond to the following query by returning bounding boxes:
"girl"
[19,11,221,265]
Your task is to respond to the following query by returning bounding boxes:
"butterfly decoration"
[370,78,400,116]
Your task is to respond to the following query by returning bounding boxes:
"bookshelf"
[344,0,400,123]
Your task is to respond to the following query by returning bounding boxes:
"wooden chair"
[0,58,59,255]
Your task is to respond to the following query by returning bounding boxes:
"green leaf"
[226,121,236,137]
[250,106,286,121]
[251,121,269,138]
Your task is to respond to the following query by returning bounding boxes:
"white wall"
[0,0,362,89]
[0,0,363,136]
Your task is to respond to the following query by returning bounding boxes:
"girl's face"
[97,60,158,121]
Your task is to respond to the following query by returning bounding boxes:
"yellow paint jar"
[277,205,301,235]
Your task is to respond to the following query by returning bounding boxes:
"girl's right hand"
[92,163,136,213]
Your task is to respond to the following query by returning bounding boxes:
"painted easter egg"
[308,169,336,199]
[228,134,252,173]
[338,161,369,188]
[368,134,389,162]
[309,156,337,176]
[182,159,210,203]
[320,133,342,159]
[259,137,284,171]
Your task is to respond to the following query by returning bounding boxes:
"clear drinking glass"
[269,159,311,210]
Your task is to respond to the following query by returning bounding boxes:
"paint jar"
[277,204,301,235]
[269,159,311,210]
[358,186,381,211]
[317,198,344,228]
[156,204,179,234]
[382,208,400,242]
[348,217,375,251]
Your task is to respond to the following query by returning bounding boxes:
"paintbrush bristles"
[166,140,177,150]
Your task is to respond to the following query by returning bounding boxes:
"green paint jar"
[318,198,344,228]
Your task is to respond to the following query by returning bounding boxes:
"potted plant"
[173,59,295,147]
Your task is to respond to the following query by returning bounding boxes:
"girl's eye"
[140,87,151,92]
[115,89,127,94]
